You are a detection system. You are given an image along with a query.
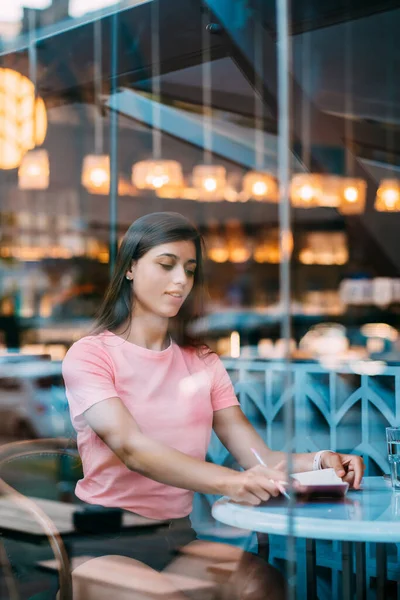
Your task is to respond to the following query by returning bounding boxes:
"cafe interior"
[0,1,399,598]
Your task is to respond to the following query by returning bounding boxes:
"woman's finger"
[343,472,355,486]
[326,453,346,478]
[275,460,287,471]
[237,490,264,506]
[350,457,364,489]
[248,483,272,502]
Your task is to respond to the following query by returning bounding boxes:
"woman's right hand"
[224,464,288,505]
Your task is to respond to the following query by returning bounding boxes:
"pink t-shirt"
[62,331,239,519]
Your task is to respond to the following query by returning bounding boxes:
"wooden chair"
[0,439,273,600]
[0,438,77,600]
[0,439,218,600]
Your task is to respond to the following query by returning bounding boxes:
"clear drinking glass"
[386,427,400,490]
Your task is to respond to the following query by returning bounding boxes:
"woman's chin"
[155,306,181,319]
[160,298,184,318]
[165,308,181,318]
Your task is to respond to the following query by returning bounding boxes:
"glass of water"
[386,427,400,490]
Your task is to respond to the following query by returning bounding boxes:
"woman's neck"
[118,315,170,351]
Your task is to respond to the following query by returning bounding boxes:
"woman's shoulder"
[63,332,112,363]
[178,344,220,369]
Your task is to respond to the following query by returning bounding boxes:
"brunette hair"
[93,212,207,350]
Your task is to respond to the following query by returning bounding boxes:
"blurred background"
[0,1,400,596]
[0,0,399,442]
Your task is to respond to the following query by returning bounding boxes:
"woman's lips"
[165,292,183,302]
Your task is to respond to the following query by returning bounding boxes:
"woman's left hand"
[321,452,365,489]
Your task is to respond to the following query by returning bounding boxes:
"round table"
[212,477,400,600]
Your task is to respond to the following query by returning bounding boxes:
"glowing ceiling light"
[204,177,217,192]
[0,68,47,170]
[81,154,110,194]
[192,165,226,201]
[344,186,358,202]
[339,178,367,215]
[132,160,183,191]
[242,171,278,202]
[18,149,49,189]
[290,174,322,207]
[375,179,400,212]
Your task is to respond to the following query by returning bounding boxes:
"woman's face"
[127,240,197,319]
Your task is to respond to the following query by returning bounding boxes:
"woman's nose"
[173,265,188,285]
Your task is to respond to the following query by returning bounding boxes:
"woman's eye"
[159,263,195,276]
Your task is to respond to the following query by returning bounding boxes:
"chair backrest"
[0,438,76,600]
[0,437,82,501]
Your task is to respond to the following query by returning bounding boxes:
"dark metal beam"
[1,1,227,104]
[257,0,400,37]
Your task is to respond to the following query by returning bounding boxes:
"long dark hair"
[93,212,207,350]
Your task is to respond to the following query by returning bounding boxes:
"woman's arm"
[213,406,364,487]
[213,405,315,471]
[83,397,286,504]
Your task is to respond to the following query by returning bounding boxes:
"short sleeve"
[62,338,118,422]
[206,353,239,412]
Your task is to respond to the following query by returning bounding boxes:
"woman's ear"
[125,262,135,281]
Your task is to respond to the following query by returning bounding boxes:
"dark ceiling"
[256,0,400,35]
[1,0,398,119]
[1,0,399,273]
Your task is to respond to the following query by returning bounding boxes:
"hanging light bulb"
[375,179,400,212]
[254,241,280,264]
[317,175,344,207]
[290,174,323,208]
[131,1,184,196]
[253,228,282,263]
[0,69,47,170]
[192,165,226,201]
[18,149,49,190]
[226,220,252,263]
[190,11,227,203]
[207,237,230,263]
[132,159,184,191]
[16,20,49,189]
[230,243,252,263]
[205,221,229,263]
[298,232,348,265]
[82,154,110,194]
[82,21,111,195]
[242,171,278,202]
[246,21,276,205]
[291,174,365,210]
[339,178,367,215]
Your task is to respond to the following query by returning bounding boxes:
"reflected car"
[0,361,74,439]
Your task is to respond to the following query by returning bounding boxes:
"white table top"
[212,477,400,543]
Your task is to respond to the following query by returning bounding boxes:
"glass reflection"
[0,2,399,598]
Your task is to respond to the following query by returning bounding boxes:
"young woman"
[62,212,364,599]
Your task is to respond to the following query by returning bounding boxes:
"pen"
[250,447,290,500]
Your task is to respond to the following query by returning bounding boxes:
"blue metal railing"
[192,358,400,598]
